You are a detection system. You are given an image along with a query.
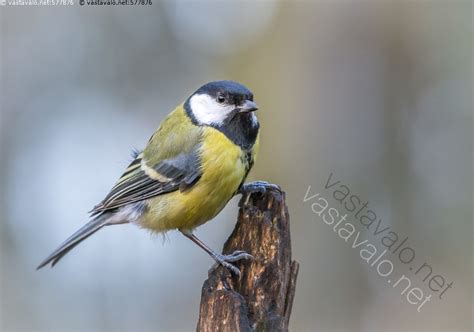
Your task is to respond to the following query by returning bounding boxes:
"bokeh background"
[1,1,472,331]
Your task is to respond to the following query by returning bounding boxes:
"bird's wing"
[90,106,203,215]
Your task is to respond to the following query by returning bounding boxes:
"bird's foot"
[239,181,281,195]
[213,250,253,276]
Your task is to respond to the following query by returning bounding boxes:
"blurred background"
[1,1,472,331]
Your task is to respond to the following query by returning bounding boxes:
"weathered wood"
[197,187,299,332]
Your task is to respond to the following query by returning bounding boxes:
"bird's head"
[185,80,258,127]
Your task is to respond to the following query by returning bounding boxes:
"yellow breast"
[141,127,247,232]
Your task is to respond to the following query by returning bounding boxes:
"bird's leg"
[238,181,281,195]
[180,230,252,276]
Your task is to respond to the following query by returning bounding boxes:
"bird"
[37,80,279,275]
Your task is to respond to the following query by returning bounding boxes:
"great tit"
[37,80,278,275]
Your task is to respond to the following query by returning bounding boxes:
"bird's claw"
[219,250,254,262]
[239,181,281,195]
[219,261,242,276]
[214,250,253,276]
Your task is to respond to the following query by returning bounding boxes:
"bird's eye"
[216,94,226,104]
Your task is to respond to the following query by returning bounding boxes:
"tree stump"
[197,187,299,332]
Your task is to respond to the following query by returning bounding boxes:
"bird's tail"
[37,215,109,270]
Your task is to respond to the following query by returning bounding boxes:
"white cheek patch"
[189,94,234,126]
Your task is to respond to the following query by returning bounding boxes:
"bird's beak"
[238,100,258,113]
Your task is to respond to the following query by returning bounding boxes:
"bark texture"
[197,187,299,332]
